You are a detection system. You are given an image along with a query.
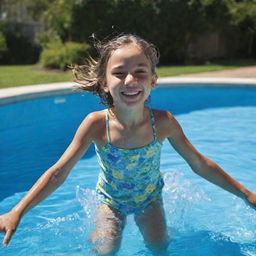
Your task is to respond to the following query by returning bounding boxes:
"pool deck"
[1,66,256,105]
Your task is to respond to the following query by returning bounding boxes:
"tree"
[230,1,256,56]
[2,0,256,65]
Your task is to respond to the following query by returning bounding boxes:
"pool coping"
[1,77,256,105]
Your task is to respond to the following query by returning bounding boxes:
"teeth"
[122,91,140,96]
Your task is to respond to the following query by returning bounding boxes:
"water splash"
[162,170,256,255]
[76,186,99,220]
[73,171,256,255]
[162,170,211,232]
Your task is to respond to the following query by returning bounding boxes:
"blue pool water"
[0,86,256,255]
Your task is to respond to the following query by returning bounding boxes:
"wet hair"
[72,34,160,106]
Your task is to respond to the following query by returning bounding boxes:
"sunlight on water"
[73,168,256,256]
[1,90,256,255]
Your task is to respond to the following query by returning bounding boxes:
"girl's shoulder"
[84,109,107,123]
[151,108,179,140]
[152,108,175,123]
[78,109,107,141]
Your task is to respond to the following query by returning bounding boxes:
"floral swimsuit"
[95,108,164,215]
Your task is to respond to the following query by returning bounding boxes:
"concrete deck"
[1,66,256,105]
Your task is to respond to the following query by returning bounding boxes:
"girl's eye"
[135,70,146,74]
[135,70,148,78]
[113,72,125,76]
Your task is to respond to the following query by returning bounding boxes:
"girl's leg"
[134,198,169,254]
[90,204,126,256]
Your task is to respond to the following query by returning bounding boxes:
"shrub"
[35,29,62,49]
[0,21,40,64]
[40,41,91,70]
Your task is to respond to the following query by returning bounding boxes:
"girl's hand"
[0,211,21,246]
[247,192,256,209]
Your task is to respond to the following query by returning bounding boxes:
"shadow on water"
[1,86,256,200]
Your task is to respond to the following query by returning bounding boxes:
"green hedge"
[0,21,40,64]
[39,41,91,70]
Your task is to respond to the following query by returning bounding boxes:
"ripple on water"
[1,106,256,256]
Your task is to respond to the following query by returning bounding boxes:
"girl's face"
[102,44,157,108]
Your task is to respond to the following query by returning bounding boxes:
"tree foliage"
[0,21,40,64]
[39,41,91,70]
[2,0,256,64]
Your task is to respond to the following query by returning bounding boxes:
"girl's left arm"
[165,112,256,208]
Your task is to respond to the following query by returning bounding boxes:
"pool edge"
[1,77,256,106]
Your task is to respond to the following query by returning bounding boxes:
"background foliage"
[0,0,255,66]
[40,41,91,70]
[0,21,40,64]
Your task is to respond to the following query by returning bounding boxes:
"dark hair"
[72,34,160,106]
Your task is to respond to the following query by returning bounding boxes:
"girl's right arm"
[0,112,101,246]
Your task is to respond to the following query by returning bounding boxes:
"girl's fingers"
[3,229,14,246]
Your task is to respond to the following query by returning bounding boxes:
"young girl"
[0,34,256,255]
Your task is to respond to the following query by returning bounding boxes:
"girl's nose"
[124,73,136,85]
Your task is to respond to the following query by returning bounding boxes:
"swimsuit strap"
[149,108,157,140]
[106,110,111,143]
[106,108,156,143]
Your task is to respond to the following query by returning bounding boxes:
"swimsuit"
[94,108,164,215]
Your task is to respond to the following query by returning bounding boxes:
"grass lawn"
[157,64,238,77]
[157,59,256,77]
[0,65,72,89]
[0,60,255,89]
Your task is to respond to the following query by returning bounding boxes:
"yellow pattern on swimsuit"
[95,108,164,215]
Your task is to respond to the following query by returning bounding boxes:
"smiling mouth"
[121,91,142,96]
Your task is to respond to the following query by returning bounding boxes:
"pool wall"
[1,78,256,201]
[1,77,256,105]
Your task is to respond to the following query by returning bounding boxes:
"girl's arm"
[164,112,256,206]
[0,113,99,246]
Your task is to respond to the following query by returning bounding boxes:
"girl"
[0,34,256,255]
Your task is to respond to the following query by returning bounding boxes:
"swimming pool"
[0,86,256,255]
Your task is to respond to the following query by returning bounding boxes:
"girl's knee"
[90,205,126,255]
[135,197,169,252]
[146,238,170,255]
[94,243,120,256]
[91,230,122,256]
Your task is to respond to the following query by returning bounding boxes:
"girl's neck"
[109,105,147,127]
